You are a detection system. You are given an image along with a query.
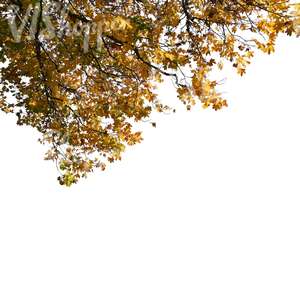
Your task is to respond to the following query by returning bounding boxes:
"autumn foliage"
[0,0,299,186]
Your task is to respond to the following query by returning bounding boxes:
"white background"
[0,35,299,300]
